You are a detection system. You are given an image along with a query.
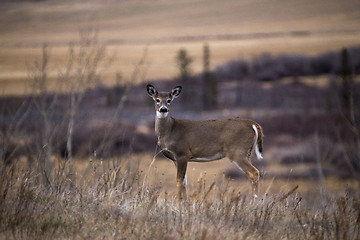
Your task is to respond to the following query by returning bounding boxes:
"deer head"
[146,84,182,118]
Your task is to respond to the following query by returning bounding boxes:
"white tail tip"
[252,124,263,160]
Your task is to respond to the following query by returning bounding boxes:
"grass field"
[1,1,360,239]
[0,156,359,239]
[1,0,360,95]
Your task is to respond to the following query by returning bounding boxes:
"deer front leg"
[175,157,188,201]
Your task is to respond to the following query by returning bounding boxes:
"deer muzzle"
[159,107,168,113]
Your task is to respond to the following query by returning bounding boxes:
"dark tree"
[340,48,353,112]
[202,43,217,109]
[175,48,193,104]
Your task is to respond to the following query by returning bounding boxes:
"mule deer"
[146,84,263,200]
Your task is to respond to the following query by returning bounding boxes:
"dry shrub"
[0,158,359,240]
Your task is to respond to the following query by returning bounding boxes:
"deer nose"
[159,107,168,113]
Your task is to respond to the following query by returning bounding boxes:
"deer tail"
[252,124,263,160]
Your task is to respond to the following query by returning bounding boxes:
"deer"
[146,84,263,201]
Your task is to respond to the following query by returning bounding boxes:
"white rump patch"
[252,124,263,160]
[156,111,168,119]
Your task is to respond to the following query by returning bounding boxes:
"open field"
[0,155,359,239]
[1,0,360,95]
[2,35,360,95]
[1,1,360,239]
[124,154,360,196]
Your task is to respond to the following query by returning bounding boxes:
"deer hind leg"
[229,154,260,198]
[175,157,188,201]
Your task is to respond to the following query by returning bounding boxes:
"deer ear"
[171,86,182,99]
[146,84,157,98]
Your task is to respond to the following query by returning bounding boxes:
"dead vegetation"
[0,158,359,240]
[0,2,360,237]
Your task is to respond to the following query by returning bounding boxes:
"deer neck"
[155,113,174,139]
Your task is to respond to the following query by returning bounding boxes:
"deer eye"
[167,99,171,104]
[156,98,160,103]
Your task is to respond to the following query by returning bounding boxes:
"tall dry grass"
[0,157,359,240]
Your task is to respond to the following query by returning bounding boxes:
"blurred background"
[1,0,360,195]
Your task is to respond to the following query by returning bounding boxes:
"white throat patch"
[156,111,168,119]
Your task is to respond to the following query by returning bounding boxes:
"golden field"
[0,154,359,239]
[1,0,360,95]
[1,1,360,239]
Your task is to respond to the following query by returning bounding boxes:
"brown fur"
[147,85,264,200]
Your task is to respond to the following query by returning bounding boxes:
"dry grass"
[1,2,360,236]
[0,156,359,239]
